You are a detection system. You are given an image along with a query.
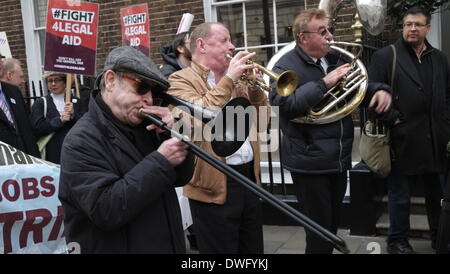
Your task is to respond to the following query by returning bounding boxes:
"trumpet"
[226,53,298,97]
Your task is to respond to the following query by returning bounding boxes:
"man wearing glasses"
[58,46,194,253]
[269,8,392,253]
[369,6,450,254]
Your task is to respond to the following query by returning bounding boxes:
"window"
[21,0,47,93]
[205,0,307,66]
[35,0,48,66]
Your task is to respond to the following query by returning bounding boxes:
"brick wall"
[1,0,204,87]
[0,0,27,95]
[1,0,400,88]
[94,0,204,74]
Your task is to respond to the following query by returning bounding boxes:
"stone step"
[376,213,431,239]
[381,195,427,215]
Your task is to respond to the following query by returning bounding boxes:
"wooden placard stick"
[65,73,72,103]
[74,74,80,99]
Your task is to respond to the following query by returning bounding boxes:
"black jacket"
[30,93,85,164]
[270,45,390,174]
[0,81,39,157]
[369,38,450,175]
[160,43,182,78]
[59,90,194,253]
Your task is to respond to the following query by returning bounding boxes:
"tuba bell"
[291,41,368,124]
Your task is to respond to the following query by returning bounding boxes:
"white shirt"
[207,71,254,165]
[310,56,329,74]
[50,92,65,114]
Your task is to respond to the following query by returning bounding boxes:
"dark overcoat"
[369,38,450,175]
[29,93,85,164]
[59,91,194,253]
[270,45,390,174]
[0,81,39,157]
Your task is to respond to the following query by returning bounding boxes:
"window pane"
[38,30,46,66]
[214,0,307,63]
[217,4,244,48]
[245,0,273,47]
[249,47,272,67]
[35,0,48,28]
[276,0,305,43]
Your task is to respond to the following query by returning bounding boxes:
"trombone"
[159,92,251,157]
[226,53,298,97]
[139,101,350,254]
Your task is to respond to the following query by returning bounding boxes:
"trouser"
[387,171,443,243]
[436,173,450,253]
[189,161,263,254]
[291,172,347,254]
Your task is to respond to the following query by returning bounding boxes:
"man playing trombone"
[167,22,268,254]
[58,46,194,253]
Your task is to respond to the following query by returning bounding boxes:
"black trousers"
[189,161,263,254]
[291,172,347,254]
[387,171,443,243]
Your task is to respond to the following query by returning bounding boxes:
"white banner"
[0,141,67,254]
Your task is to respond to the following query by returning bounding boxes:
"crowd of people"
[0,5,449,254]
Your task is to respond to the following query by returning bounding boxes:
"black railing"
[24,80,45,111]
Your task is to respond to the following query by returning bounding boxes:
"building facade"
[0,0,448,96]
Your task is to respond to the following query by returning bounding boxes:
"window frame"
[204,0,307,54]
[21,0,45,95]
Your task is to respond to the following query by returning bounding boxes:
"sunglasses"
[302,26,335,37]
[120,73,152,95]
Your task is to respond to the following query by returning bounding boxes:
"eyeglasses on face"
[119,73,152,95]
[47,78,64,84]
[403,22,428,29]
[302,26,335,37]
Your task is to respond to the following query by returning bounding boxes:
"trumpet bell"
[276,70,299,96]
[227,53,298,97]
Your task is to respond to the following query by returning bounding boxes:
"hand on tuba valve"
[226,52,298,97]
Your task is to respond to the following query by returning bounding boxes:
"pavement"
[262,225,435,254]
[186,225,436,254]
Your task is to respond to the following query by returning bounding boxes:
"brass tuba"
[291,41,368,124]
[288,0,383,124]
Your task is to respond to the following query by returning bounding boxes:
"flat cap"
[103,46,169,94]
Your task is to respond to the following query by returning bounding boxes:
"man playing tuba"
[269,8,391,254]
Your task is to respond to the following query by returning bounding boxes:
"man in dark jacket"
[369,6,450,254]
[0,55,39,157]
[58,46,194,254]
[160,32,191,78]
[270,8,392,254]
[0,81,40,158]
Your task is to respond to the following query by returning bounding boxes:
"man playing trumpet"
[167,22,268,254]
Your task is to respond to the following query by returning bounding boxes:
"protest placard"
[120,3,150,56]
[0,32,12,58]
[44,0,99,76]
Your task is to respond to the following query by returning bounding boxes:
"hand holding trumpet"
[225,51,256,82]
